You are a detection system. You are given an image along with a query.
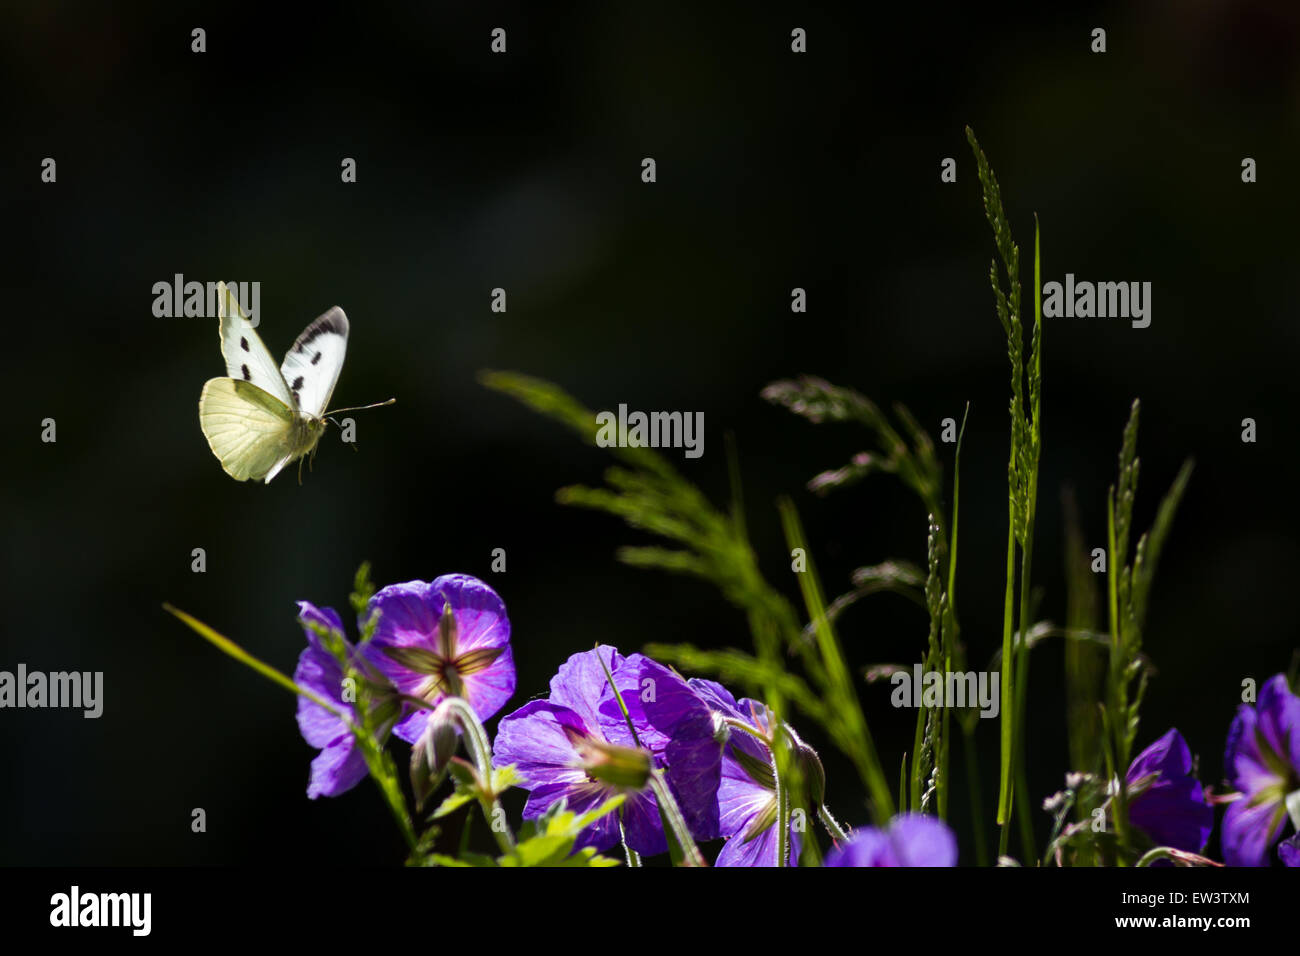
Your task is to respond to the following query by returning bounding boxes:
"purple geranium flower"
[1222,674,1300,867]
[492,646,721,857]
[605,654,724,842]
[363,575,515,744]
[1124,728,1213,854]
[293,601,368,800]
[824,814,957,867]
[689,679,802,867]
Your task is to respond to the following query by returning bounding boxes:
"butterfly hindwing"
[280,306,349,418]
[217,282,295,407]
[198,377,298,482]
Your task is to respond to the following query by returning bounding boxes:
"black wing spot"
[240,337,250,352]
[312,351,322,365]
[292,376,304,390]
[241,364,251,380]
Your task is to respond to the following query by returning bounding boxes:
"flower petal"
[1222,793,1289,867]
[1126,728,1213,853]
[1128,774,1213,854]
[688,678,742,716]
[1256,674,1300,780]
[492,699,591,788]
[429,574,511,653]
[1224,703,1275,795]
[548,646,624,736]
[824,828,892,867]
[620,788,668,858]
[1278,833,1300,867]
[824,815,957,867]
[716,754,774,839]
[715,816,801,867]
[1128,727,1193,783]
[461,644,516,724]
[886,814,959,866]
[293,603,351,749]
[368,580,442,645]
[306,733,368,800]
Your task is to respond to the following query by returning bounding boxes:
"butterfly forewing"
[199,377,297,481]
[217,282,295,407]
[280,307,349,418]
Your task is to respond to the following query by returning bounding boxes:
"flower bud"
[563,726,652,790]
[784,723,825,807]
[410,699,460,808]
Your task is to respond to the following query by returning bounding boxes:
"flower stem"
[772,740,790,866]
[594,644,643,748]
[1135,847,1172,868]
[442,696,515,854]
[1013,515,1038,861]
[1104,495,1132,864]
[648,772,706,867]
[618,812,642,867]
[818,804,850,845]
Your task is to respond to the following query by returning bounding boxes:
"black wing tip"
[295,307,350,351]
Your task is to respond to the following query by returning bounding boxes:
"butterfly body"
[198,283,349,484]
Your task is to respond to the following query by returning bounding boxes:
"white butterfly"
[198,282,392,483]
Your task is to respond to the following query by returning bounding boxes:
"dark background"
[2,0,1297,865]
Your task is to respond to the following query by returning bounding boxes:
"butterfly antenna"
[325,397,396,416]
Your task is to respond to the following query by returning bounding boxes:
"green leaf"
[498,796,626,867]
[1132,459,1193,627]
[504,834,577,867]
[489,764,522,795]
[430,787,476,821]
[431,764,520,820]
[779,497,893,823]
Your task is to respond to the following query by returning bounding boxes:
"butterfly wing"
[217,282,295,408]
[199,377,299,482]
[280,307,348,418]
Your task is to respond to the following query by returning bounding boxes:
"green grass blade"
[163,603,341,717]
